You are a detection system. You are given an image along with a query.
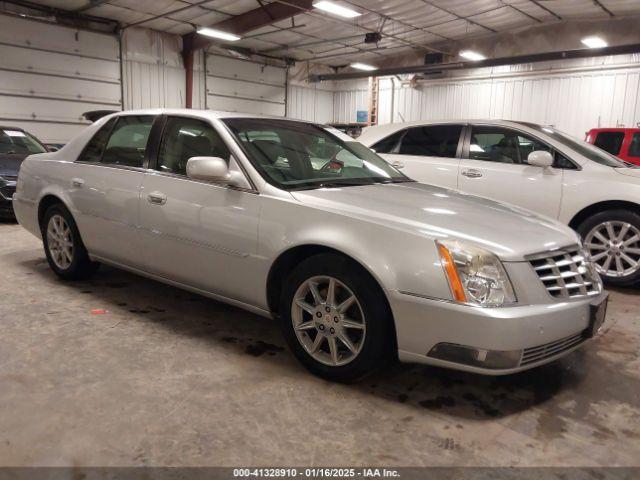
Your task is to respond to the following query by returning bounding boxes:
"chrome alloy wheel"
[584,221,640,278]
[291,276,366,367]
[46,214,74,270]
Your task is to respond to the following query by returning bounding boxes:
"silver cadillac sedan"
[13,109,608,382]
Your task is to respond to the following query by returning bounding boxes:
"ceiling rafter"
[418,0,498,33]
[272,0,448,55]
[593,0,615,17]
[528,0,563,20]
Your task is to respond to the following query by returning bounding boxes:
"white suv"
[359,120,640,286]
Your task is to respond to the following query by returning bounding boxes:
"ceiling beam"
[310,42,640,82]
[189,0,314,51]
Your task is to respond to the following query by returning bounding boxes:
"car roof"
[105,108,318,124]
[587,127,640,133]
[0,126,26,131]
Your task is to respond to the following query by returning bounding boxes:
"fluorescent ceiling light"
[350,62,377,71]
[313,1,361,18]
[460,50,486,61]
[581,36,607,48]
[197,27,241,41]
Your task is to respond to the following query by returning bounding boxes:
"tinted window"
[78,118,117,162]
[157,117,230,175]
[0,129,46,155]
[594,132,625,155]
[101,116,153,167]
[469,127,556,165]
[629,133,640,158]
[370,130,404,153]
[399,125,462,157]
[515,122,626,168]
[223,118,408,190]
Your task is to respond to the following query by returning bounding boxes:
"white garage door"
[0,14,121,144]
[205,53,286,117]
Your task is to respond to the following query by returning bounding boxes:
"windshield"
[222,118,410,190]
[517,122,628,168]
[0,128,47,155]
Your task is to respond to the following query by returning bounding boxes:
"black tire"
[41,203,99,280]
[577,209,640,287]
[279,253,395,383]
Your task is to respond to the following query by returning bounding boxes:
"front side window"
[469,127,556,165]
[101,116,154,167]
[0,128,47,155]
[594,132,625,155]
[223,118,409,190]
[78,117,117,163]
[157,117,230,175]
[516,122,627,168]
[628,133,640,158]
[399,125,462,157]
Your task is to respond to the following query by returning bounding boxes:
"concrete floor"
[1,221,639,468]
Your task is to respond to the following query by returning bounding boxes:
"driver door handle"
[71,178,84,187]
[147,191,167,205]
[461,168,483,179]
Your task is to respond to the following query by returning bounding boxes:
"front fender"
[258,195,453,302]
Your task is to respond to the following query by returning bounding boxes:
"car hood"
[0,154,28,177]
[614,167,640,178]
[290,182,578,261]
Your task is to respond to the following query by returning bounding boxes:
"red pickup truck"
[585,128,640,165]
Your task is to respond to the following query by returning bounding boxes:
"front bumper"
[0,181,16,218]
[389,290,607,375]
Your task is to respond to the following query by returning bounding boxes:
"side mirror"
[527,150,554,168]
[186,156,241,186]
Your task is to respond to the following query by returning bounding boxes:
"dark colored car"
[0,126,48,219]
[585,128,640,165]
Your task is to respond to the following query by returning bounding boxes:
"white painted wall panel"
[0,13,121,143]
[333,84,368,123]
[206,54,286,116]
[374,60,640,138]
[122,28,185,110]
[287,85,333,123]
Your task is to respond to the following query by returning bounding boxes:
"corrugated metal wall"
[287,84,333,123]
[121,28,185,110]
[333,79,369,124]
[372,54,640,138]
[0,13,121,143]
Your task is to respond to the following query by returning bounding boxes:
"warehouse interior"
[1,0,640,475]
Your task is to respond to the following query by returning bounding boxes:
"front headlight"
[436,239,517,307]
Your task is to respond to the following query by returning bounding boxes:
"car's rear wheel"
[42,204,99,280]
[578,210,640,287]
[279,253,393,383]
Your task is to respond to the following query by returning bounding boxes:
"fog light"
[428,343,522,369]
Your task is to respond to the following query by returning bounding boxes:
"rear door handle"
[147,191,167,205]
[461,169,483,179]
[71,178,85,187]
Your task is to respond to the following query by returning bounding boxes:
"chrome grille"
[520,331,586,366]
[529,247,601,299]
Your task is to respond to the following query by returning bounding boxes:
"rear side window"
[77,118,116,162]
[101,116,154,167]
[629,133,640,158]
[398,125,462,157]
[594,132,625,155]
[370,130,404,154]
[157,117,231,175]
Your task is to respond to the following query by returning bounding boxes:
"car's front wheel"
[579,209,640,287]
[280,253,394,383]
[42,204,99,280]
